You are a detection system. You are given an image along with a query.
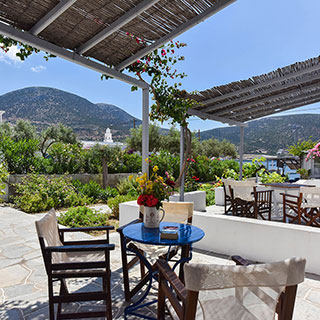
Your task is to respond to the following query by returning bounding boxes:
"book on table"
[160,226,179,240]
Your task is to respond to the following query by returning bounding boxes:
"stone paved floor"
[1,207,320,319]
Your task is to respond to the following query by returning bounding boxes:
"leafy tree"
[0,123,12,137]
[0,136,39,173]
[12,119,38,142]
[288,138,316,166]
[126,124,162,153]
[192,138,237,158]
[160,126,181,155]
[40,123,78,156]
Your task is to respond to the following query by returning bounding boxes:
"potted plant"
[134,166,175,228]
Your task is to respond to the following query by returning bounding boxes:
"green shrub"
[116,176,139,196]
[259,171,286,183]
[58,206,109,228]
[14,174,89,213]
[45,142,84,174]
[198,183,216,206]
[0,162,8,196]
[72,180,119,203]
[107,194,137,219]
[149,151,180,179]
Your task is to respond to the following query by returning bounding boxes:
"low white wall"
[193,213,320,275]
[120,201,320,274]
[169,191,206,212]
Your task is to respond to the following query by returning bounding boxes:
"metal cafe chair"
[117,202,194,302]
[35,209,114,320]
[157,256,305,320]
[283,186,320,227]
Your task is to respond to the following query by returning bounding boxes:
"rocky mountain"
[0,87,141,140]
[200,114,320,155]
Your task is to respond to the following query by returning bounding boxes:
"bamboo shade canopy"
[0,0,234,69]
[188,56,320,125]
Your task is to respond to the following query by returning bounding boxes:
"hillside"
[0,87,141,140]
[0,87,319,154]
[201,114,320,155]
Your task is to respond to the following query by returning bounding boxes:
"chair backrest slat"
[139,202,194,224]
[162,202,194,224]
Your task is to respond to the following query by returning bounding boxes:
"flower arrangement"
[306,142,320,161]
[134,165,175,209]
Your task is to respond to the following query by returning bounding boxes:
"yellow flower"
[145,158,149,163]
[153,166,159,172]
[129,175,133,181]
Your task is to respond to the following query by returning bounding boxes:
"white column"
[239,126,244,180]
[142,88,149,174]
[179,126,185,201]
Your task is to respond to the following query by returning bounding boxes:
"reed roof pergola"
[186,55,320,179]
[0,0,236,173]
[187,55,320,126]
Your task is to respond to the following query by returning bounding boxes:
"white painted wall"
[169,191,206,211]
[120,201,320,274]
[193,213,320,275]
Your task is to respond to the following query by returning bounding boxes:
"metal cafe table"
[122,222,205,319]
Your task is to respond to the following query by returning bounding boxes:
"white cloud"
[30,65,46,73]
[0,46,22,65]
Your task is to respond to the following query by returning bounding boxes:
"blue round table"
[123,222,205,246]
[122,222,205,319]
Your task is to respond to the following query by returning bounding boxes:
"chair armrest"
[117,218,141,233]
[45,243,115,253]
[59,226,114,233]
[231,255,260,266]
[157,259,187,301]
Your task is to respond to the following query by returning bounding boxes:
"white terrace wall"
[193,213,320,275]
[0,173,132,202]
[120,201,320,275]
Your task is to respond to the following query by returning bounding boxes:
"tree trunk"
[102,157,108,188]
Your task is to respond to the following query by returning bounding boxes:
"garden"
[0,121,289,229]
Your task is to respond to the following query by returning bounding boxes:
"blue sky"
[0,0,320,132]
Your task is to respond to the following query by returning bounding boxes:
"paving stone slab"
[0,264,30,288]
[0,307,25,320]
